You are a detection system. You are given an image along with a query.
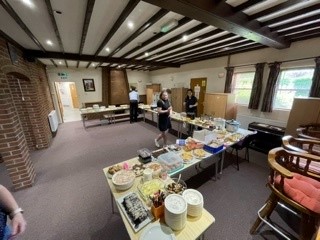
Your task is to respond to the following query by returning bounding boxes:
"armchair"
[250,147,320,240]
[282,135,320,156]
[297,123,320,141]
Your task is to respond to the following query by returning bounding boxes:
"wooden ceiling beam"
[0,0,46,51]
[24,50,180,68]
[50,59,57,67]
[161,38,250,63]
[271,15,320,32]
[278,23,320,36]
[86,0,140,67]
[234,0,267,12]
[77,0,96,68]
[249,0,312,20]
[121,17,192,58]
[108,8,169,57]
[290,32,320,42]
[260,3,320,27]
[143,0,289,48]
[178,44,266,65]
[0,29,24,50]
[131,22,208,59]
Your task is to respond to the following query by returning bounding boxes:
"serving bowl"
[165,178,187,195]
[112,170,135,191]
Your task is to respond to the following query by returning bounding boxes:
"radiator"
[48,110,59,132]
[236,114,286,129]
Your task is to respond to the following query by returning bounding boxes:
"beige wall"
[150,38,320,128]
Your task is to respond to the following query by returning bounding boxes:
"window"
[273,68,314,110]
[232,72,255,105]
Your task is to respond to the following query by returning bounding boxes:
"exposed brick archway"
[0,65,36,190]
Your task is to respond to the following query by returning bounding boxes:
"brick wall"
[0,36,54,190]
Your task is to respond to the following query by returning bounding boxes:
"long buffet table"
[103,157,215,240]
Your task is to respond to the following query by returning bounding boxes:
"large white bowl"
[112,170,135,191]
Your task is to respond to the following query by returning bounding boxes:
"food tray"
[157,152,184,174]
[138,178,165,201]
[116,192,153,232]
[203,144,224,154]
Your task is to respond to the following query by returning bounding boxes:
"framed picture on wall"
[83,79,95,92]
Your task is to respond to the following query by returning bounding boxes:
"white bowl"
[112,170,135,191]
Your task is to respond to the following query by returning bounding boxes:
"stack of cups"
[182,189,203,217]
[164,194,187,231]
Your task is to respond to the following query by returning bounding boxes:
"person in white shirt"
[129,86,139,123]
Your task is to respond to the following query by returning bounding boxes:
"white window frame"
[232,71,255,106]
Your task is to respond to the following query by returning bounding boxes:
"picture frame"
[83,79,95,92]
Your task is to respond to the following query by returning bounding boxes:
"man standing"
[129,86,139,123]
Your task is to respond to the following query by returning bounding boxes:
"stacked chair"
[250,134,320,239]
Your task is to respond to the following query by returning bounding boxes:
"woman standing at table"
[155,90,172,148]
[184,89,198,135]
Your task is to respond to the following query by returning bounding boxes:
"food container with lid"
[213,118,226,130]
[157,152,183,174]
[112,170,135,191]
[225,119,240,132]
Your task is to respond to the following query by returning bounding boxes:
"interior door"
[69,83,79,108]
[190,78,207,117]
[54,82,64,120]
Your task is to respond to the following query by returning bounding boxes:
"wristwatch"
[9,207,24,219]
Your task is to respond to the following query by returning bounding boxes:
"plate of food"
[117,192,153,232]
[144,162,162,178]
[165,178,187,195]
[132,163,146,177]
[106,164,123,178]
[180,151,193,162]
[193,148,207,159]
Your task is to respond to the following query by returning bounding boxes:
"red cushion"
[275,173,320,214]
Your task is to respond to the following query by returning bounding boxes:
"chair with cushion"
[229,131,257,170]
[250,147,320,240]
[297,123,320,141]
[282,135,320,157]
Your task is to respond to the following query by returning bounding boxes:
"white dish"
[139,223,176,240]
[117,192,153,232]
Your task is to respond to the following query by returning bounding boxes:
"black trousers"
[130,100,138,122]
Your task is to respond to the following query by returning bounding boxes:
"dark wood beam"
[143,0,289,48]
[278,23,320,36]
[131,23,208,59]
[0,29,24,50]
[50,59,57,67]
[234,0,267,12]
[77,0,96,68]
[120,17,192,58]
[260,4,320,27]
[161,38,250,63]
[145,29,225,61]
[86,0,140,68]
[290,32,320,42]
[179,44,266,65]
[24,50,180,68]
[108,9,169,56]
[249,0,311,20]
[0,0,46,51]
[284,28,320,39]
[271,14,320,32]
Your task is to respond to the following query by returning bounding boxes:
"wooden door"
[69,83,79,108]
[146,88,154,105]
[190,78,207,117]
[54,82,63,120]
[171,88,187,113]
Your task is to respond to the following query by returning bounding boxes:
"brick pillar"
[0,71,36,190]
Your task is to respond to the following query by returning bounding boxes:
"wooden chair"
[250,147,320,240]
[297,123,320,141]
[282,135,320,156]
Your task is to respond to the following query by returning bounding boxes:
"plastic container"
[157,152,183,174]
[176,139,186,146]
[203,143,224,154]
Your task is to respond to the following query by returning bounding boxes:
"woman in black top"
[184,89,198,119]
[155,90,172,148]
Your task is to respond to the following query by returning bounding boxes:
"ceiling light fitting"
[160,19,178,33]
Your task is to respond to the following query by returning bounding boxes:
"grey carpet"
[0,120,300,240]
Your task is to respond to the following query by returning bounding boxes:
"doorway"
[55,82,81,122]
[190,78,207,117]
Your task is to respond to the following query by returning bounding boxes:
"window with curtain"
[273,68,314,110]
[232,72,255,105]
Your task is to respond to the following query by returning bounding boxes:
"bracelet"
[9,207,24,220]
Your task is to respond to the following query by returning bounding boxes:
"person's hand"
[10,213,26,239]
[168,106,172,111]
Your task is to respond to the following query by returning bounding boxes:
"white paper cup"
[143,168,153,182]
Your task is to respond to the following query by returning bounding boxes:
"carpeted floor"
[0,120,300,240]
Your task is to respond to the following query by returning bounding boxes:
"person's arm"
[0,185,26,237]
[190,97,198,108]
[157,101,171,114]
